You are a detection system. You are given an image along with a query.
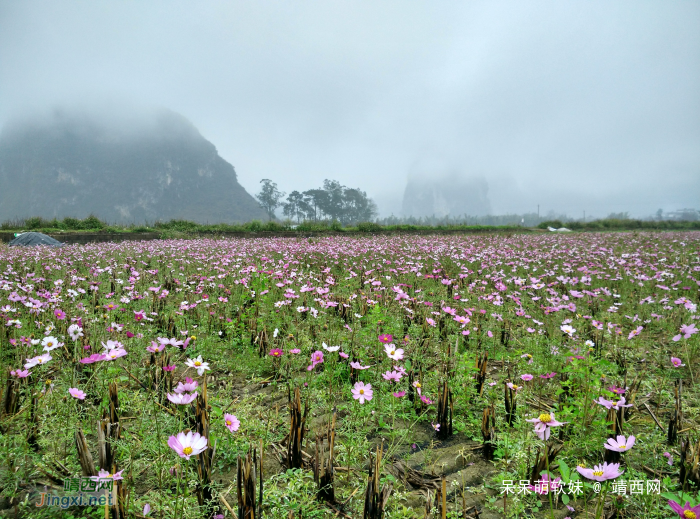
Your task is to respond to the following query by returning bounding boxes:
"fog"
[1,1,698,219]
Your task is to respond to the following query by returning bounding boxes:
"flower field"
[1,232,699,518]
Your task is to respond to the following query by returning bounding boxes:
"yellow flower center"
[390,350,395,355]
[359,389,365,395]
[539,413,552,423]
[415,383,421,388]
[183,446,193,455]
[619,445,626,449]
[593,470,603,476]
[194,361,201,366]
[38,358,44,363]
[684,511,697,519]
[226,420,231,426]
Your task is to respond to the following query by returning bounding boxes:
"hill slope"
[0,107,267,223]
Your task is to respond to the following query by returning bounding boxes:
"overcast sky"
[1,1,698,218]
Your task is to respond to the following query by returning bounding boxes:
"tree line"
[256,179,377,224]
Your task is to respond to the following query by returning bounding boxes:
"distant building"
[665,209,699,221]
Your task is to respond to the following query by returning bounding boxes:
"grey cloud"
[1,0,698,219]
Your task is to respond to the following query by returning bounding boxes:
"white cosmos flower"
[186,356,211,376]
[41,336,61,351]
[322,342,340,352]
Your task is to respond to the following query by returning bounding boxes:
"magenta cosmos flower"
[168,431,208,460]
[351,382,373,404]
[80,353,106,364]
[268,348,284,358]
[69,387,86,400]
[224,413,240,433]
[378,334,393,344]
[576,462,623,481]
[668,500,700,519]
[526,412,566,440]
[604,435,635,452]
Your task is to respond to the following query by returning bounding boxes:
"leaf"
[561,494,570,505]
[559,459,571,482]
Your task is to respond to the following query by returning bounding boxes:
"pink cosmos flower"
[576,462,623,481]
[540,372,556,379]
[527,474,562,495]
[426,318,436,327]
[103,348,128,361]
[673,323,699,342]
[24,353,52,369]
[594,396,632,410]
[351,382,373,404]
[90,469,124,482]
[378,334,393,344]
[663,452,674,466]
[307,350,324,370]
[167,392,198,405]
[604,435,636,452]
[174,377,198,394]
[289,348,301,354]
[268,348,284,358]
[506,382,521,392]
[384,344,404,361]
[393,391,406,398]
[412,380,422,395]
[224,413,240,433]
[167,431,208,460]
[521,374,533,382]
[54,309,66,320]
[69,387,86,400]
[133,310,146,322]
[521,353,533,364]
[147,341,165,353]
[158,337,184,348]
[10,369,30,378]
[671,357,686,368]
[350,361,370,370]
[382,370,402,383]
[432,423,441,432]
[607,385,626,395]
[162,364,176,372]
[339,351,349,359]
[420,395,434,405]
[526,412,566,440]
[668,500,700,519]
[628,326,643,340]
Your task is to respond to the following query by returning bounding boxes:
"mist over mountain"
[0,106,267,224]
[402,161,491,218]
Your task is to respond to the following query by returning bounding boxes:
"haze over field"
[0,1,699,220]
